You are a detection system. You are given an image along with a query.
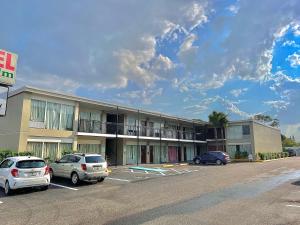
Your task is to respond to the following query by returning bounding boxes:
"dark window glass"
[59,155,70,163]
[85,156,105,163]
[69,155,81,163]
[16,160,45,168]
[0,159,14,168]
[242,125,250,135]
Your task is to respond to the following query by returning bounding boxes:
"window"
[30,99,74,131]
[44,143,59,160]
[227,126,243,139]
[78,144,102,154]
[242,125,250,135]
[79,111,101,133]
[60,105,74,130]
[30,100,46,122]
[0,159,14,168]
[16,160,45,168]
[69,155,81,163]
[27,142,43,158]
[60,143,73,155]
[85,156,105,163]
[59,155,71,163]
[27,142,72,161]
[46,102,61,130]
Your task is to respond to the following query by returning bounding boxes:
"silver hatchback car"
[49,153,109,185]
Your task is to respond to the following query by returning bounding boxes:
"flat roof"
[9,86,208,125]
[228,119,281,131]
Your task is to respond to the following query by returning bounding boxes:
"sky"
[1,0,300,141]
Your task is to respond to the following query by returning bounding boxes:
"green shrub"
[256,151,289,160]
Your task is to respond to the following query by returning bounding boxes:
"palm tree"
[208,111,229,151]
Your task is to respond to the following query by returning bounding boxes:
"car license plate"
[94,166,102,171]
[29,172,38,176]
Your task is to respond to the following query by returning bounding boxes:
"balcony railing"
[78,121,205,141]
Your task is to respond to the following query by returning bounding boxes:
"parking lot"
[0,158,300,225]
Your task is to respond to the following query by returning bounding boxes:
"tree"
[208,111,229,151]
[253,114,280,127]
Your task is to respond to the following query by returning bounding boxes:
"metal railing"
[78,121,205,141]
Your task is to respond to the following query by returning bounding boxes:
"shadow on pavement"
[291,180,300,186]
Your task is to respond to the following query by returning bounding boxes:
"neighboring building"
[0,86,283,164]
[0,86,208,165]
[225,120,282,159]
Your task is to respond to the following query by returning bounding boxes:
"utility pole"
[115,106,119,167]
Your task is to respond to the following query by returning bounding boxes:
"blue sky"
[1,0,300,140]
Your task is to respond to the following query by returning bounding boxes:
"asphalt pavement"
[0,158,299,225]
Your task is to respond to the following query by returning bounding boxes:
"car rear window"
[85,156,105,163]
[16,160,46,168]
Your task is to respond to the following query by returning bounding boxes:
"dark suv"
[193,151,230,165]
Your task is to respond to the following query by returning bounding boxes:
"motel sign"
[0,49,18,86]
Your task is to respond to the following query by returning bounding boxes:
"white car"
[0,156,50,195]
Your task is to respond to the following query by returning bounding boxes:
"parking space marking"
[107,177,130,182]
[286,204,300,208]
[50,183,78,191]
[170,168,183,174]
[0,201,3,204]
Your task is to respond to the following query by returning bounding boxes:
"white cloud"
[281,123,300,142]
[291,21,300,36]
[182,2,208,31]
[117,88,163,105]
[16,67,80,94]
[227,4,239,14]
[184,95,255,118]
[286,52,300,68]
[264,100,290,111]
[282,40,300,48]
[230,88,248,97]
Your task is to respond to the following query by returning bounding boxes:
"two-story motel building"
[0,86,282,164]
[0,86,208,165]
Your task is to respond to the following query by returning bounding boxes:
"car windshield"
[85,156,105,163]
[16,160,46,168]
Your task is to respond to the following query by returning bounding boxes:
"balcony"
[77,121,206,141]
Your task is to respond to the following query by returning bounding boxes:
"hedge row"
[256,152,289,160]
[0,150,32,162]
[0,149,74,163]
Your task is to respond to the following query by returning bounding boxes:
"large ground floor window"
[27,142,73,161]
[126,145,138,165]
[227,144,252,159]
[77,144,102,154]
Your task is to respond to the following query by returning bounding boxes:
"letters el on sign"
[0,86,8,116]
[0,49,18,86]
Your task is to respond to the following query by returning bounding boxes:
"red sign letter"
[5,53,15,72]
[0,51,5,69]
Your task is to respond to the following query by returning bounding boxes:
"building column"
[146,144,150,163]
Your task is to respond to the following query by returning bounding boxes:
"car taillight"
[44,166,50,175]
[81,164,87,171]
[11,168,19,177]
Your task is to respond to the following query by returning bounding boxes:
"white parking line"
[0,201,3,204]
[170,168,183,174]
[50,183,78,191]
[286,204,300,208]
[107,177,131,182]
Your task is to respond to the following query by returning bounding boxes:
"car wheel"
[71,172,80,185]
[216,159,222,165]
[195,159,201,164]
[97,177,105,182]
[41,185,49,191]
[4,181,12,196]
[49,169,54,180]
